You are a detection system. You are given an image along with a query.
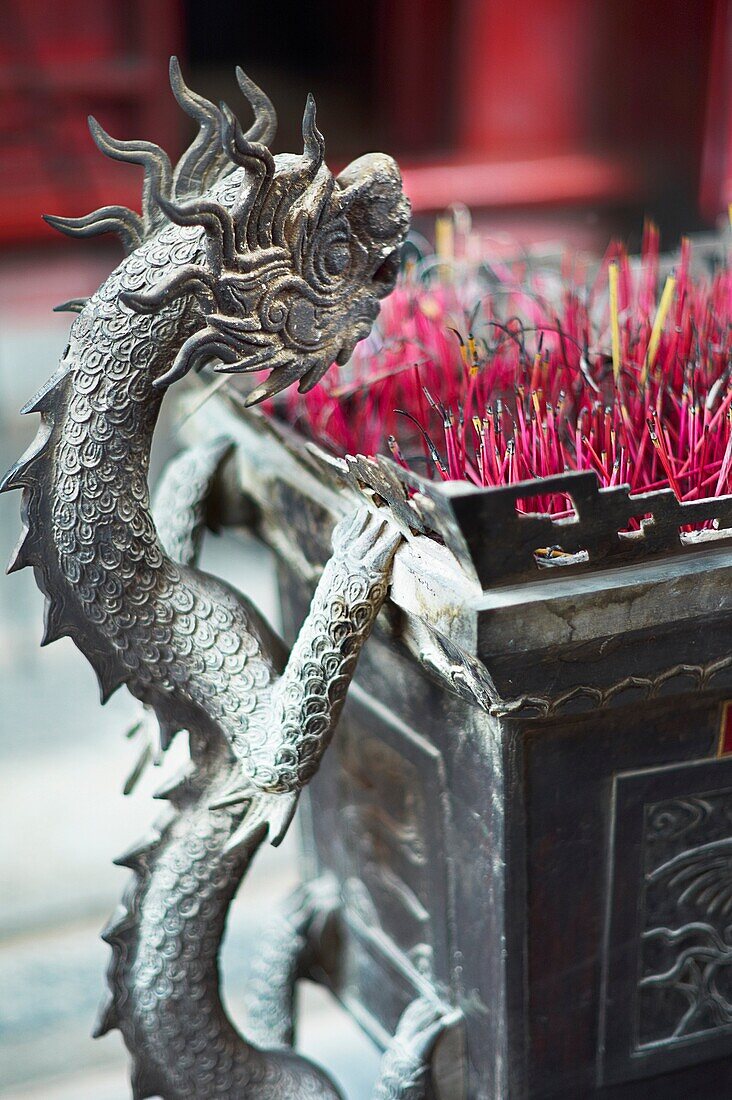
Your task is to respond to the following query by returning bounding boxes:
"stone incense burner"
[188,380,732,1100]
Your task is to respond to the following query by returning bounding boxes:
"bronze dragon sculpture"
[3,59,456,1099]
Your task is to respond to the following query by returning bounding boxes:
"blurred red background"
[1,0,730,248]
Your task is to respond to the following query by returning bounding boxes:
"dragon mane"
[46,57,409,402]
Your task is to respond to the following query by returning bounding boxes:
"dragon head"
[119,68,410,404]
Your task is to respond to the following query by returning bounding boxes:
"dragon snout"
[336,153,411,256]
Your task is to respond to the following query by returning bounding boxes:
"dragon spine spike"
[1,465,27,494]
[69,630,126,702]
[92,997,118,1039]
[53,298,89,314]
[152,764,196,805]
[96,661,128,705]
[131,1063,161,1100]
[19,375,64,415]
[113,833,162,871]
[100,904,136,945]
[40,597,72,647]
[234,65,278,147]
[6,528,34,573]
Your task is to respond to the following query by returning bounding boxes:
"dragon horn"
[235,66,278,147]
[87,116,172,234]
[219,101,277,249]
[219,102,275,178]
[301,93,325,174]
[155,191,236,269]
[169,56,230,201]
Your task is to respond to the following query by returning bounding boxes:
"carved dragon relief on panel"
[339,731,434,976]
[2,58,461,1100]
[639,792,732,1048]
[602,760,732,1085]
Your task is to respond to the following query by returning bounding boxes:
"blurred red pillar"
[700,0,732,221]
[455,0,595,160]
[387,0,723,224]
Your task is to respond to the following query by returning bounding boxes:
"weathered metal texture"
[186,388,732,1099]
[1,58,464,1100]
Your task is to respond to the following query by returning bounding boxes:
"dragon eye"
[324,242,350,277]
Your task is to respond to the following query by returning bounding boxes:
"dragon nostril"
[372,251,400,289]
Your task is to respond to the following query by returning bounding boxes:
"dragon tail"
[94,765,196,1100]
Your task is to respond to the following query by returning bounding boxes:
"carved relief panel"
[301,680,454,1040]
[601,757,732,1085]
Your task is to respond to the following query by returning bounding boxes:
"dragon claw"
[332,506,402,570]
[216,789,300,853]
[373,997,463,1099]
[393,998,462,1059]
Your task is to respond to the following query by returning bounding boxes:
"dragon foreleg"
[214,507,403,849]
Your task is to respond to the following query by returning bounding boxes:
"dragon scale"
[2,59,452,1100]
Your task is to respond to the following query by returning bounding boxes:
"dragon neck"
[46,227,201,702]
[9,222,281,743]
